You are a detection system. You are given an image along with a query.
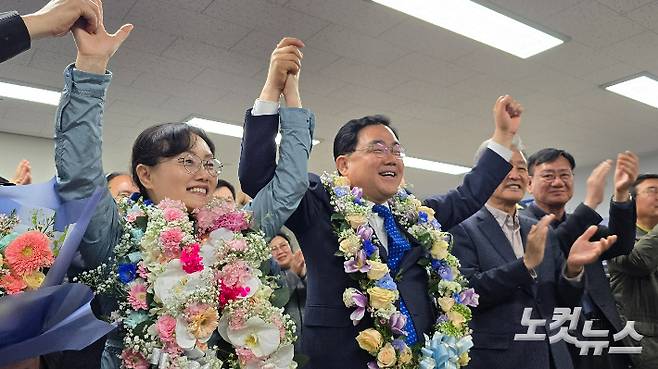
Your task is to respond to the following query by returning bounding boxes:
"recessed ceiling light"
[603,74,658,109]
[186,117,320,145]
[403,156,471,175]
[372,0,565,58]
[0,81,60,106]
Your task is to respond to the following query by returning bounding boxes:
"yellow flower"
[377,343,397,368]
[356,328,383,354]
[430,239,449,259]
[339,236,361,256]
[346,214,367,229]
[447,310,465,327]
[334,176,351,187]
[368,287,398,310]
[437,296,455,313]
[22,271,45,289]
[188,307,219,339]
[411,198,422,208]
[0,253,4,267]
[418,206,436,218]
[367,261,389,280]
[459,352,470,366]
[399,345,413,364]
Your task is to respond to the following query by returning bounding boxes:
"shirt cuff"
[252,99,279,116]
[486,140,513,161]
[562,263,584,285]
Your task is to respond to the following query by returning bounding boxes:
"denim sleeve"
[54,64,122,269]
[244,107,315,240]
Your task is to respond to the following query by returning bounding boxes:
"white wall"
[0,133,55,183]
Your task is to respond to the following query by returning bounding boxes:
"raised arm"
[423,96,521,229]
[609,225,658,277]
[54,16,132,269]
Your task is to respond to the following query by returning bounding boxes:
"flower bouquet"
[79,196,296,369]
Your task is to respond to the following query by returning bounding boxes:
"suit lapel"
[476,209,517,263]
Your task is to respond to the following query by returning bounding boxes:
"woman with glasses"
[53,15,312,369]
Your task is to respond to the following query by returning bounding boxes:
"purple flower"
[335,186,349,197]
[391,339,407,351]
[460,288,480,307]
[375,273,397,290]
[344,250,371,273]
[367,361,380,369]
[436,314,448,324]
[350,291,368,325]
[356,225,374,241]
[430,219,442,230]
[389,312,408,336]
[362,240,378,258]
[397,188,409,199]
[351,187,363,202]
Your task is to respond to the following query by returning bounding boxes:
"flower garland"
[77,197,297,369]
[321,172,478,369]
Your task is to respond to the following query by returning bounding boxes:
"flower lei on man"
[78,197,297,369]
[321,173,479,369]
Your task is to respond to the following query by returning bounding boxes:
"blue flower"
[130,229,144,242]
[431,260,453,281]
[0,232,19,252]
[334,186,349,197]
[453,292,463,305]
[397,188,409,199]
[430,219,442,230]
[124,311,149,329]
[363,240,377,257]
[376,274,398,290]
[118,263,137,284]
[418,211,429,223]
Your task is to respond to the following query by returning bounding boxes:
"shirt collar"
[485,204,519,229]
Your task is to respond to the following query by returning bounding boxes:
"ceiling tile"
[319,58,410,91]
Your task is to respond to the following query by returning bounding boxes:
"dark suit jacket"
[521,202,635,369]
[0,11,31,63]
[238,111,512,368]
[450,208,583,369]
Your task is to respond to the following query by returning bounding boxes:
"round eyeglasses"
[176,153,223,177]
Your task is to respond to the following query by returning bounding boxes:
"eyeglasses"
[536,171,573,183]
[639,187,658,196]
[176,153,223,177]
[353,142,406,159]
[270,241,290,251]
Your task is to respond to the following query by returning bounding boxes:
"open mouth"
[506,184,522,190]
[379,170,397,178]
[187,186,208,195]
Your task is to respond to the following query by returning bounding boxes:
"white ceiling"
[1,0,658,199]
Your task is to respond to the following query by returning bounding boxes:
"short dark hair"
[131,123,216,198]
[216,179,236,200]
[333,115,399,160]
[274,232,291,244]
[527,148,576,176]
[630,174,658,196]
[106,171,130,184]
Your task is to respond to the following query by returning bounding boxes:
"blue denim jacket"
[54,64,314,272]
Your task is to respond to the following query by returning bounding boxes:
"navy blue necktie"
[372,204,418,345]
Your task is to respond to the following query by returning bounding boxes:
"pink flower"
[120,349,149,369]
[163,207,186,222]
[127,282,148,310]
[157,199,186,212]
[226,239,247,252]
[159,227,184,259]
[228,308,247,330]
[193,200,235,234]
[218,261,252,288]
[136,262,148,279]
[180,243,204,274]
[0,273,27,294]
[214,212,250,233]
[4,231,53,276]
[236,347,258,364]
[156,315,177,343]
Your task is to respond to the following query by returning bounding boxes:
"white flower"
[153,259,204,306]
[245,344,296,369]
[218,316,280,357]
[176,316,197,349]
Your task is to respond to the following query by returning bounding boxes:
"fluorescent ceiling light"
[404,156,471,175]
[186,117,320,145]
[604,74,658,109]
[372,0,564,58]
[0,81,60,106]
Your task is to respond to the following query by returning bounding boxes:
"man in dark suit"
[520,148,638,369]
[239,37,524,367]
[450,145,617,369]
[1,0,101,63]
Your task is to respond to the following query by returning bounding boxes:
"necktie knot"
[372,204,393,219]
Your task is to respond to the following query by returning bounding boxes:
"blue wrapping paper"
[0,179,114,365]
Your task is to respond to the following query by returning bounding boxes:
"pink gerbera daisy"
[4,231,53,276]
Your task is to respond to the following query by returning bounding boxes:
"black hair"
[131,123,216,197]
[630,174,658,196]
[527,148,576,176]
[216,179,236,200]
[274,232,291,244]
[332,115,399,160]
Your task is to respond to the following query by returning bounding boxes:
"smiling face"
[335,124,403,204]
[270,235,293,269]
[635,178,658,229]
[489,149,528,209]
[136,134,218,211]
[528,156,574,210]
